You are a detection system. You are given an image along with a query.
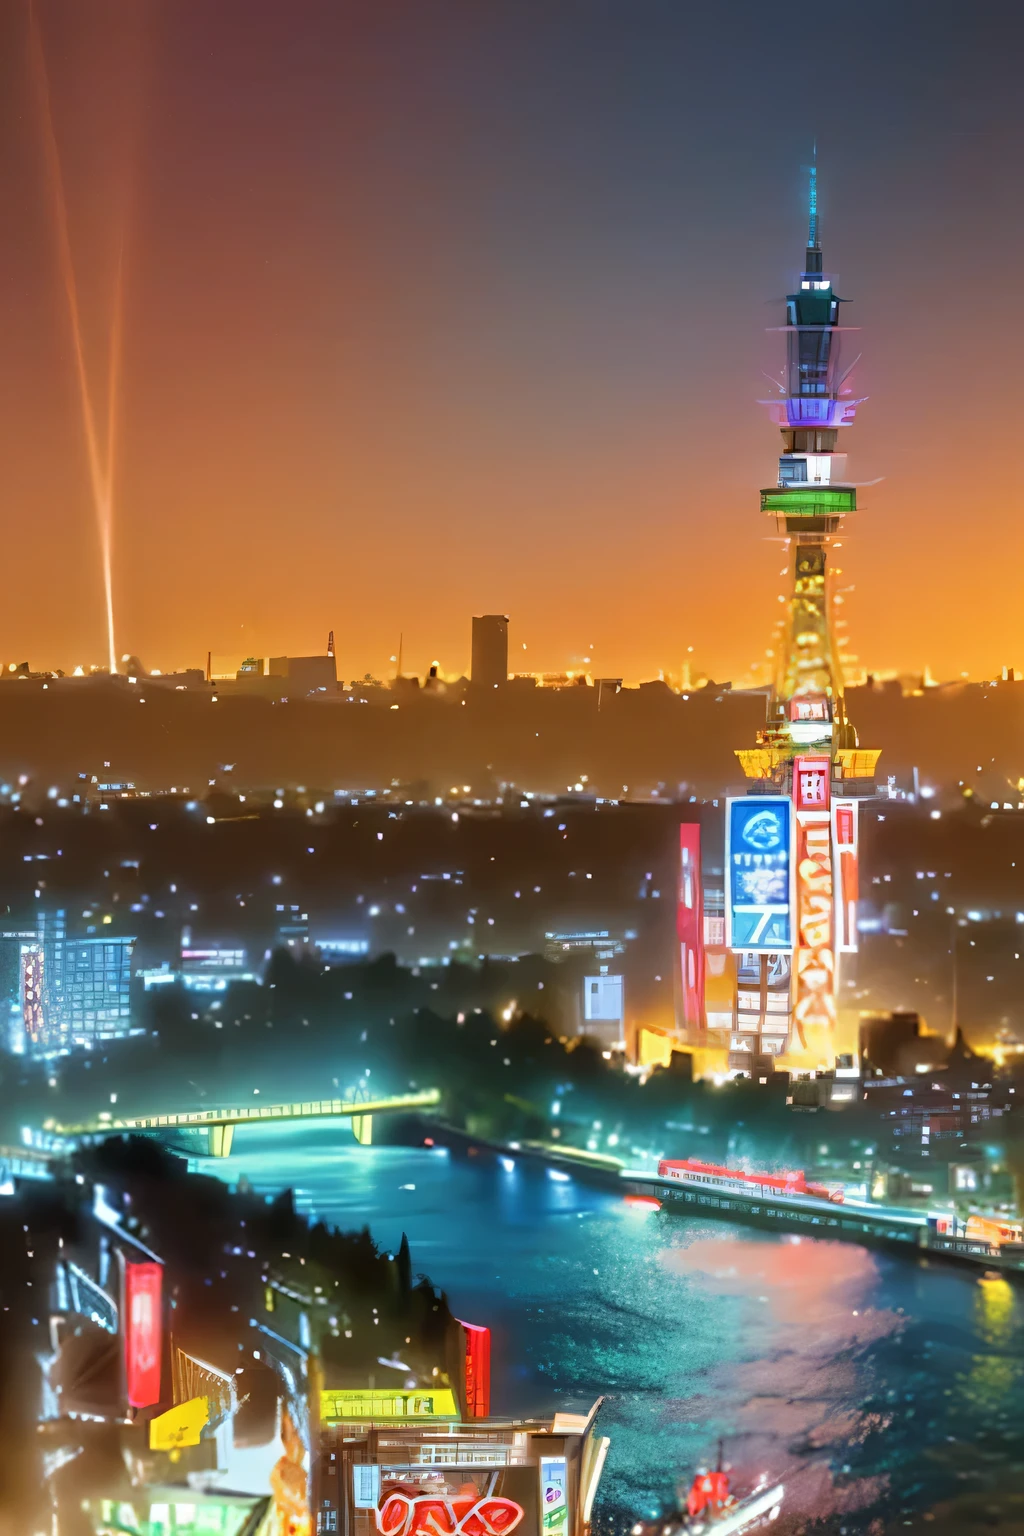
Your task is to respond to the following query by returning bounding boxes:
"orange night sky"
[2,1,1023,684]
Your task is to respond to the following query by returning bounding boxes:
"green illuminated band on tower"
[760,488,857,515]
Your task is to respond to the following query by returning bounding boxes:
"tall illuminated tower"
[733,162,878,1059]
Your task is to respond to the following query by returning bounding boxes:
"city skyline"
[5,9,1024,1533]
[5,2,1024,682]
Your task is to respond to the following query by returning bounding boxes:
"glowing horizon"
[8,6,1024,686]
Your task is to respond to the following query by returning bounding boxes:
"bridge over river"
[46,1088,441,1156]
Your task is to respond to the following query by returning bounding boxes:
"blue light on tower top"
[773,153,862,440]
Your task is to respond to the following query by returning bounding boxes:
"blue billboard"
[726,795,794,953]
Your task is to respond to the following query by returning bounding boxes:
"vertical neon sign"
[125,1261,162,1408]
[832,797,859,953]
[677,823,704,1031]
[793,757,835,1035]
[459,1321,491,1418]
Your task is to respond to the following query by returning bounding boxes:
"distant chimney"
[327,629,335,659]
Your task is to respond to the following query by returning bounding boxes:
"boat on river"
[630,1451,784,1536]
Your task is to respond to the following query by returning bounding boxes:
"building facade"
[19,909,137,1056]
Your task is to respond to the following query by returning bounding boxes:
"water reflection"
[958,1276,1021,1415]
[660,1235,898,1525]
[198,1126,1024,1533]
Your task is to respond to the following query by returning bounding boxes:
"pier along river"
[196,1120,1024,1533]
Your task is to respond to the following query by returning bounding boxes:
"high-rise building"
[20,909,137,1057]
[471,614,509,689]
[730,163,878,1063]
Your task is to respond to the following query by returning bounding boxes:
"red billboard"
[125,1261,163,1408]
[677,823,704,1032]
[793,755,831,813]
[460,1321,491,1419]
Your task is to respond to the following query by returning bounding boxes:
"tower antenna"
[807,139,819,251]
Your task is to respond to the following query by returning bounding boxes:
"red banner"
[459,1321,491,1418]
[677,824,704,1032]
[125,1261,163,1408]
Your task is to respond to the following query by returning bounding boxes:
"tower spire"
[803,143,822,276]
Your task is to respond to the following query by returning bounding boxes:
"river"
[195,1121,1024,1533]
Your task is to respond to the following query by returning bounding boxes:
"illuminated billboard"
[793,755,831,813]
[321,1387,458,1423]
[377,1490,524,1536]
[725,797,793,953]
[833,797,859,953]
[794,818,836,1034]
[677,824,704,1030]
[149,1396,209,1451]
[125,1261,163,1409]
[460,1320,492,1418]
[539,1458,569,1536]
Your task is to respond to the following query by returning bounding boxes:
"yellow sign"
[320,1387,458,1423]
[149,1395,210,1450]
[638,1028,674,1070]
